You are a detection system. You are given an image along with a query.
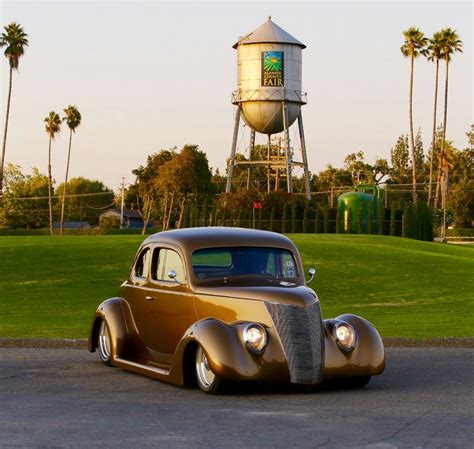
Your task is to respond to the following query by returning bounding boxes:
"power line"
[5,191,115,201]
[84,201,117,210]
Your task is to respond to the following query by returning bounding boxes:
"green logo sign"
[262,51,284,87]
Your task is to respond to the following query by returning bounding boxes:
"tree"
[343,152,390,185]
[437,28,463,212]
[446,148,473,228]
[55,177,114,225]
[312,164,352,203]
[434,140,456,212]
[401,27,428,203]
[131,145,213,232]
[0,164,49,229]
[467,124,474,148]
[390,135,410,184]
[99,215,120,230]
[373,158,390,185]
[132,149,175,232]
[426,31,443,207]
[0,22,29,193]
[211,168,226,193]
[427,125,443,199]
[60,105,82,235]
[156,145,213,195]
[412,129,425,182]
[344,151,373,184]
[44,111,61,235]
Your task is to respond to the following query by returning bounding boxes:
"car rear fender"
[88,297,148,362]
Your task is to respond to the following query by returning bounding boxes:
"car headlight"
[243,323,267,353]
[334,322,356,351]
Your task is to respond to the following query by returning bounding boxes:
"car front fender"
[323,314,385,379]
[172,318,290,383]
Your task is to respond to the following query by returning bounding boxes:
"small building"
[99,209,144,229]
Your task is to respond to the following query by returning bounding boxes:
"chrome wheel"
[195,345,216,390]
[98,320,112,365]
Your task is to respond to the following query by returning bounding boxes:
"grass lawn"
[0,234,472,340]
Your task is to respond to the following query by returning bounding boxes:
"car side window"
[134,247,151,278]
[152,248,185,284]
[280,251,297,278]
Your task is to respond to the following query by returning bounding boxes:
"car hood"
[194,285,318,308]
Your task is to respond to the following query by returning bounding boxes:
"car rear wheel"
[98,320,112,366]
[195,345,223,394]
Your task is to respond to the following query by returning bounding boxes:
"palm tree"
[0,22,29,193]
[401,27,428,203]
[60,105,82,235]
[434,28,463,211]
[426,31,443,208]
[44,111,62,236]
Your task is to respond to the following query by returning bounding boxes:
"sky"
[1,1,472,192]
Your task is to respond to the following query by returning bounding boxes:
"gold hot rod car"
[88,228,384,393]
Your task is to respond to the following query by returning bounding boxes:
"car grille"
[265,301,324,384]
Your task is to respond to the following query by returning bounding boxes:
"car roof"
[143,227,297,254]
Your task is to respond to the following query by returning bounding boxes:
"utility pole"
[120,177,125,229]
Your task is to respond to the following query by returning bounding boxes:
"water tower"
[226,17,311,200]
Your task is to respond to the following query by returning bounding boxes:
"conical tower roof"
[233,17,306,49]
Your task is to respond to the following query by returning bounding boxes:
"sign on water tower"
[226,17,311,199]
[262,51,284,86]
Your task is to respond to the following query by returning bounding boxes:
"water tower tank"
[233,17,306,135]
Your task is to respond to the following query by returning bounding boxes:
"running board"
[113,357,171,380]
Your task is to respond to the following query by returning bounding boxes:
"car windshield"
[191,246,299,286]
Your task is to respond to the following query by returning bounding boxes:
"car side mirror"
[168,270,185,285]
[305,267,316,285]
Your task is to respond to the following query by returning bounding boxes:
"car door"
[122,245,152,341]
[144,245,190,364]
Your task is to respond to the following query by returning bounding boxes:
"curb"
[0,337,473,349]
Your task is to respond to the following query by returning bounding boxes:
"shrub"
[99,215,120,230]
[390,204,396,236]
[291,203,297,233]
[378,203,384,235]
[368,203,373,235]
[269,207,276,232]
[282,204,288,233]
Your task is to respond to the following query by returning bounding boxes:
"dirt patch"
[383,337,474,348]
[0,338,87,349]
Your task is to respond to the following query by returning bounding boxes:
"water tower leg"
[282,102,293,194]
[226,107,241,193]
[297,113,312,201]
[275,137,282,191]
[247,129,255,190]
[267,134,271,194]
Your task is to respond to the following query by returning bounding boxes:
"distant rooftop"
[100,208,142,219]
[233,17,306,49]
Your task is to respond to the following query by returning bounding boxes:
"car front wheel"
[98,320,112,366]
[195,345,224,394]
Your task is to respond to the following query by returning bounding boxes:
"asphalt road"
[0,347,472,449]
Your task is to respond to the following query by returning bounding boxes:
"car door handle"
[145,296,156,301]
